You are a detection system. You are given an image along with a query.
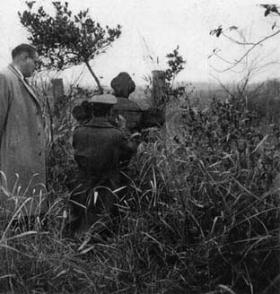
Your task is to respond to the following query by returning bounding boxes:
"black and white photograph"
[0,1,279,293]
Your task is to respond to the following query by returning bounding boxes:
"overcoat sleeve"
[0,74,11,144]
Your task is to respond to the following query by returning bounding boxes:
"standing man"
[0,44,47,218]
[71,94,138,232]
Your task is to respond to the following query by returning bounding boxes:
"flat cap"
[88,94,117,104]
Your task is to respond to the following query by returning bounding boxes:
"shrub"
[0,91,279,293]
[162,95,280,293]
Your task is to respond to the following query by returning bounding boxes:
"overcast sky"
[1,0,280,87]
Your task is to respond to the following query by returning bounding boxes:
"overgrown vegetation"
[0,84,279,293]
[0,2,279,294]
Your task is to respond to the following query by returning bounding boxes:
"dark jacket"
[111,97,142,132]
[73,117,136,184]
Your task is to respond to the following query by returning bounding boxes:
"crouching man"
[70,94,138,234]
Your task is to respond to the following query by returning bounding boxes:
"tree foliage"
[165,46,186,85]
[19,1,122,93]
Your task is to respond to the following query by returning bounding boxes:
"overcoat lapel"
[8,65,41,109]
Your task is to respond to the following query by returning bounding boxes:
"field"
[0,82,280,294]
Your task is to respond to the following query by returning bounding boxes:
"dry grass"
[0,94,279,294]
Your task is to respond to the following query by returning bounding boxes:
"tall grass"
[0,91,279,293]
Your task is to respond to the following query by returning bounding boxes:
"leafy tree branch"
[209,4,280,72]
[19,1,122,93]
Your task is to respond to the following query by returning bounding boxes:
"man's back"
[73,118,135,178]
[74,119,122,175]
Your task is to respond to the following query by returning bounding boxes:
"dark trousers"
[68,174,120,233]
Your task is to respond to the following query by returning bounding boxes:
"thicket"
[0,2,279,293]
[0,86,279,293]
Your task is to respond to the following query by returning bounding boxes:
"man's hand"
[129,132,142,151]
[116,114,127,130]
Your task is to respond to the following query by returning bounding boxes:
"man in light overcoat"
[0,44,47,219]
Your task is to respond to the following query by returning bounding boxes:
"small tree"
[19,1,122,93]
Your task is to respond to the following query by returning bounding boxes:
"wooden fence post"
[51,78,65,119]
[152,70,166,109]
[51,78,64,106]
